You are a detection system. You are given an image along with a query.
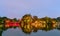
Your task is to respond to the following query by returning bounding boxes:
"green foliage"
[0,14,59,34]
[57,17,60,21]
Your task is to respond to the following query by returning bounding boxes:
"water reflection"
[2,28,60,36]
[0,23,60,36]
[1,14,60,36]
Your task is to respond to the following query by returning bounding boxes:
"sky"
[0,0,60,36]
[0,0,60,19]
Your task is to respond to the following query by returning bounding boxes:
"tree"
[33,16,38,20]
[56,17,60,22]
[20,14,33,35]
[13,18,18,22]
[22,14,33,23]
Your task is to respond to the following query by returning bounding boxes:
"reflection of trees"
[40,17,52,31]
[0,14,60,35]
[41,26,53,31]
[22,23,32,34]
[39,17,57,31]
[20,15,58,33]
[20,14,33,34]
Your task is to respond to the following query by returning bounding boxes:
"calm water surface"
[2,28,60,36]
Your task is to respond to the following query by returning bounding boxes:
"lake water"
[2,28,60,36]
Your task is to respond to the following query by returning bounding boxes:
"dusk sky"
[0,0,60,36]
[0,0,60,19]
